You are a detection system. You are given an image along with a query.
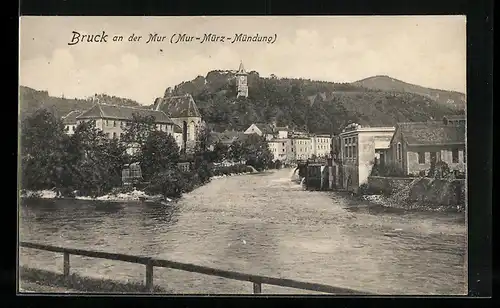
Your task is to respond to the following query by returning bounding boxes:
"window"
[463,148,466,163]
[436,151,441,162]
[397,142,402,161]
[353,145,357,158]
[113,121,116,127]
[418,152,425,164]
[106,120,109,126]
[344,145,348,158]
[113,132,117,139]
[452,149,459,163]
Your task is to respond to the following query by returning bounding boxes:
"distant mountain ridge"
[19,72,465,134]
[352,75,466,110]
[19,86,147,120]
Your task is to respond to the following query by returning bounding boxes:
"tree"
[121,114,157,158]
[20,109,68,191]
[229,140,245,163]
[212,141,229,162]
[139,131,180,181]
[241,134,273,171]
[192,125,213,184]
[69,121,127,197]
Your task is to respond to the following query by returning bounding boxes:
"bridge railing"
[20,241,372,295]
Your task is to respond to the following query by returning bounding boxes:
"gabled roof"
[252,123,275,134]
[397,122,465,146]
[62,110,84,125]
[154,94,201,118]
[77,104,174,124]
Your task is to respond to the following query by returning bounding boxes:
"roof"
[210,131,248,145]
[77,104,174,124]
[62,110,84,124]
[397,122,465,146]
[236,61,247,75]
[252,123,275,134]
[173,124,183,133]
[154,94,201,118]
[274,126,289,131]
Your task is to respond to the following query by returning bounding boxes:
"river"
[19,168,467,295]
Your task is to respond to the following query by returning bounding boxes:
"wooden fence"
[20,241,372,295]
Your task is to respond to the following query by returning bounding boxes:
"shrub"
[372,162,406,177]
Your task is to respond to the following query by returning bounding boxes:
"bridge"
[20,241,372,295]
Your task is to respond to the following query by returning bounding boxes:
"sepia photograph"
[18,16,467,295]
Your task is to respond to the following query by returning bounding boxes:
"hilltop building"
[338,124,396,192]
[235,61,249,98]
[387,121,466,176]
[153,93,203,152]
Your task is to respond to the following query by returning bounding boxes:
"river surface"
[19,169,467,295]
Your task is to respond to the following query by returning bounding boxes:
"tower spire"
[237,60,246,75]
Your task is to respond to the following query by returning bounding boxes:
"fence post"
[63,252,70,280]
[253,282,262,294]
[145,259,154,292]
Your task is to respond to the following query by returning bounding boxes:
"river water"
[19,168,467,295]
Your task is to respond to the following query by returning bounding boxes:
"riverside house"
[387,121,466,176]
[76,103,176,154]
[268,138,293,163]
[339,124,396,192]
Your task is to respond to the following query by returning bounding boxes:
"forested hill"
[19,86,146,120]
[352,75,466,110]
[165,70,466,134]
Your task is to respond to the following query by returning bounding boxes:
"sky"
[20,16,466,105]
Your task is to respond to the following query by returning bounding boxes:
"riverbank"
[19,266,168,293]
[357,194,465,213]
[19,165,262,202]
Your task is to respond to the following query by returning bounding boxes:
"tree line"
[20,109,274,199]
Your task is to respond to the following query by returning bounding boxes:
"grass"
[19,266,170,294]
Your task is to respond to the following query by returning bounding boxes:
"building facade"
[310,134,332,158]
[62,110,83,135]
[292,136,312,161]
[76,104,175,140]
[235,61,248,98]
[339,124,395,192]
[153,93,203,152]
[388,121,466,176]
[268,138,293,163]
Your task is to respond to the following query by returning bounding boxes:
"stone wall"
[367,176,466,207]
[367,176,415,195]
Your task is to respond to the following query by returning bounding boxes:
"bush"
[371,162,406,177]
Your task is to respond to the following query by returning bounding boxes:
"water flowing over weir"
[19,169,466,295]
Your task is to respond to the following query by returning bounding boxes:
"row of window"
[417,149,465,164]
[103,119,170,132]
[315,138,330,143]
[344,145,357,159]
[343,136,357,145]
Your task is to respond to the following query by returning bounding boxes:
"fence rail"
[20,241,371,295]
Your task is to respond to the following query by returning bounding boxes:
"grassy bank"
[19,266,169,294]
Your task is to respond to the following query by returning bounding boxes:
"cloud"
[20,16,466,104]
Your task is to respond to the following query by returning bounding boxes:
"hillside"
[19,86,145,120]
[352,75,466,110]
[165,71,465,134]
[19,72,466,135]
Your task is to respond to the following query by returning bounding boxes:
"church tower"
[236,61,248,98]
